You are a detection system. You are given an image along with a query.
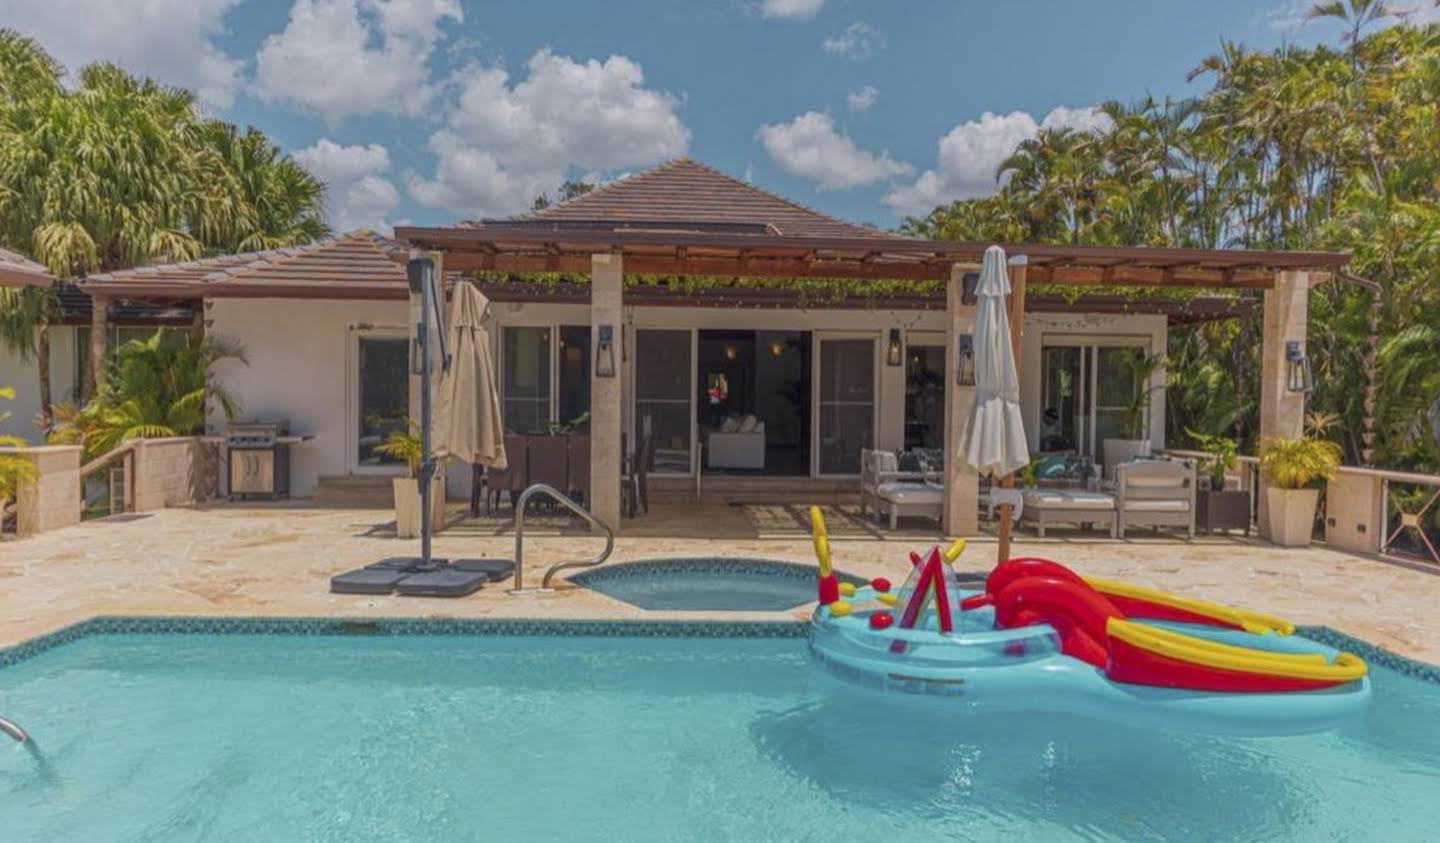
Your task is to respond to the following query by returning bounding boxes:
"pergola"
[395,219,1349,533]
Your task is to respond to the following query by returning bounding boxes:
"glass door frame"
[1039,333,1155,458]
[629,326,698,477]
[810,331,881,478]
[346,324,409,475]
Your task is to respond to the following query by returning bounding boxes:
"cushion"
[868,450,898,473]
[738,414,758,433]
[896,450,922,472]
[752,420,765,434]
[876,482,942,504]
[720,416,740,433]
[1127,475,1185,488]
[1123,499,1191,512]
[1023,490,1116,511]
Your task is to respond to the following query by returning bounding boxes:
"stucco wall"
[207,296,1170,494]
[0,325,81,445]
[207,298,408,497]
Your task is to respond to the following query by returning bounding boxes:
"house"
[3,249,194,441]
[77,158,1344,530]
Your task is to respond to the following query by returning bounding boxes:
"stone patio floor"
[3,500,1440,665]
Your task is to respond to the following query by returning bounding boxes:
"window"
[556,325,591,430]
[816,338,874,474]
[904,343,945,450]
[502,326,551,434]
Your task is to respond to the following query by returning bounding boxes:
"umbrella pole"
[417,258,436,568]
[996,258,1028,562]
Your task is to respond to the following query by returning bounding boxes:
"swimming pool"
[574,558,869,610]
[3,623,1440,841]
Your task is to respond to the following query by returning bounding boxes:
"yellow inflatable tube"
[1107,619,1367,683]
[1084,576,1295,636]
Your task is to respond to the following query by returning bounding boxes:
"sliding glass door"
[635,329,693,473]
[814,335,876,475]
[352,331,408,472]
[501,326,551,434]
[1038,340,1150,459]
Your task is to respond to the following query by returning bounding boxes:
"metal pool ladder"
[509,484,615,593]
[0,714,28,743]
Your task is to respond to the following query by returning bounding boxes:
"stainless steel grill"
[227,419,291,500]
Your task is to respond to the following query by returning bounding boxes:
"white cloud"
[253,0,462,125]
[408,49,690,218]
[1264,0,1438,31]
[292,139,401,233]
[2,0,242,108]
[846,85,879,112]
[883,106,1110,215]
[821,22,885,60]
[758,0,825,20]
[756,111,911,191]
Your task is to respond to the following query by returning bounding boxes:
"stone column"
[89,294,109,396]
[13,445,81,537]
[942,263,979,537]
[590,253,624,530]
[1257,270,1311,537]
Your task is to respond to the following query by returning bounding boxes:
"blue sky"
[3,0,1379,232]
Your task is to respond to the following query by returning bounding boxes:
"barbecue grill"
[227,419,292,500]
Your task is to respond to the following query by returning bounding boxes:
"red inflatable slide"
[960,558,1365,693]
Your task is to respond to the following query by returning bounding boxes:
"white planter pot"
[392,476,447,539]
[1102,438,1151,478]
[1265,486,1320,547]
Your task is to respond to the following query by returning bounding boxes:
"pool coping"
[1,615,1438,685]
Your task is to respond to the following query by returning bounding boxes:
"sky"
[0,0,1409,234]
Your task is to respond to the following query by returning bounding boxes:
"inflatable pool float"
[806,508,1371,735]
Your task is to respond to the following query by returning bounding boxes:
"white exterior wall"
[0,325,81,444]
[205,296,1170,495]
[207,298,409,497]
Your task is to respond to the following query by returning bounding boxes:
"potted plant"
[376,425,445,539]
[1258,435,1342,547]
[1101,350,1166,473]
[1188,429,1249,534]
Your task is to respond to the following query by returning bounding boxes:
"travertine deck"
[3,501,1439,664]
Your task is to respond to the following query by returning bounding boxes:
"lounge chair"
[1020,489,1117,537]
[1116,458,1196,539]
[860,449,942,529]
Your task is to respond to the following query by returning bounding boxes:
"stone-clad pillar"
[942,263,979,536]
[1257,269,1311,537]
[589,253,624,530]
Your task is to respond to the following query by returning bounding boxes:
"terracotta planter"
[393,475,447,539]
[1265,486,1320,547]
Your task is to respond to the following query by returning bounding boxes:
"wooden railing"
[78,440,138,517]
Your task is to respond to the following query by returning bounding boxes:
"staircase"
[313,475,395,508]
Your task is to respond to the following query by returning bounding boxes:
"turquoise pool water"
[574,559,851,610]
[2,632,1440,841]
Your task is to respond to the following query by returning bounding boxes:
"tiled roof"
[506,158,901,240]
[0,248,53,288]
[81,231,410,298]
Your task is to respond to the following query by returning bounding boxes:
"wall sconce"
[769,339,785,358]
[1285,340,1314,393]
[956,334,976,385]
[886,328,903,367]
[723,344,738,361]
[596,324,616,378]
[962,272,980,306]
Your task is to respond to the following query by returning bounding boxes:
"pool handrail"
[510,483,615,592]
[0,714,28,743]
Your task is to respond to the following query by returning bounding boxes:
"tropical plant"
[1115,350,1167,440]
[375,423,424,478]
[0,385,37,509]
[0,30,324,411]
[1259,436,1343,490]
[48,330,246,461]
[1187,428,1239,487]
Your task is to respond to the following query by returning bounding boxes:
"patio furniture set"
[472,422,655,520]
[860,448,1205,539]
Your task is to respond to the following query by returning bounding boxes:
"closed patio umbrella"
[436,281,507,470]
[960,245,1030,559]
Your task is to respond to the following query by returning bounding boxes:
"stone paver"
[3,502,1439,665]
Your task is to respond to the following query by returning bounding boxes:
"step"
[314,475,395,508]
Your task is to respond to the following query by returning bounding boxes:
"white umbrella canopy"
[961,245,1029,478]
[436,281,507,470]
